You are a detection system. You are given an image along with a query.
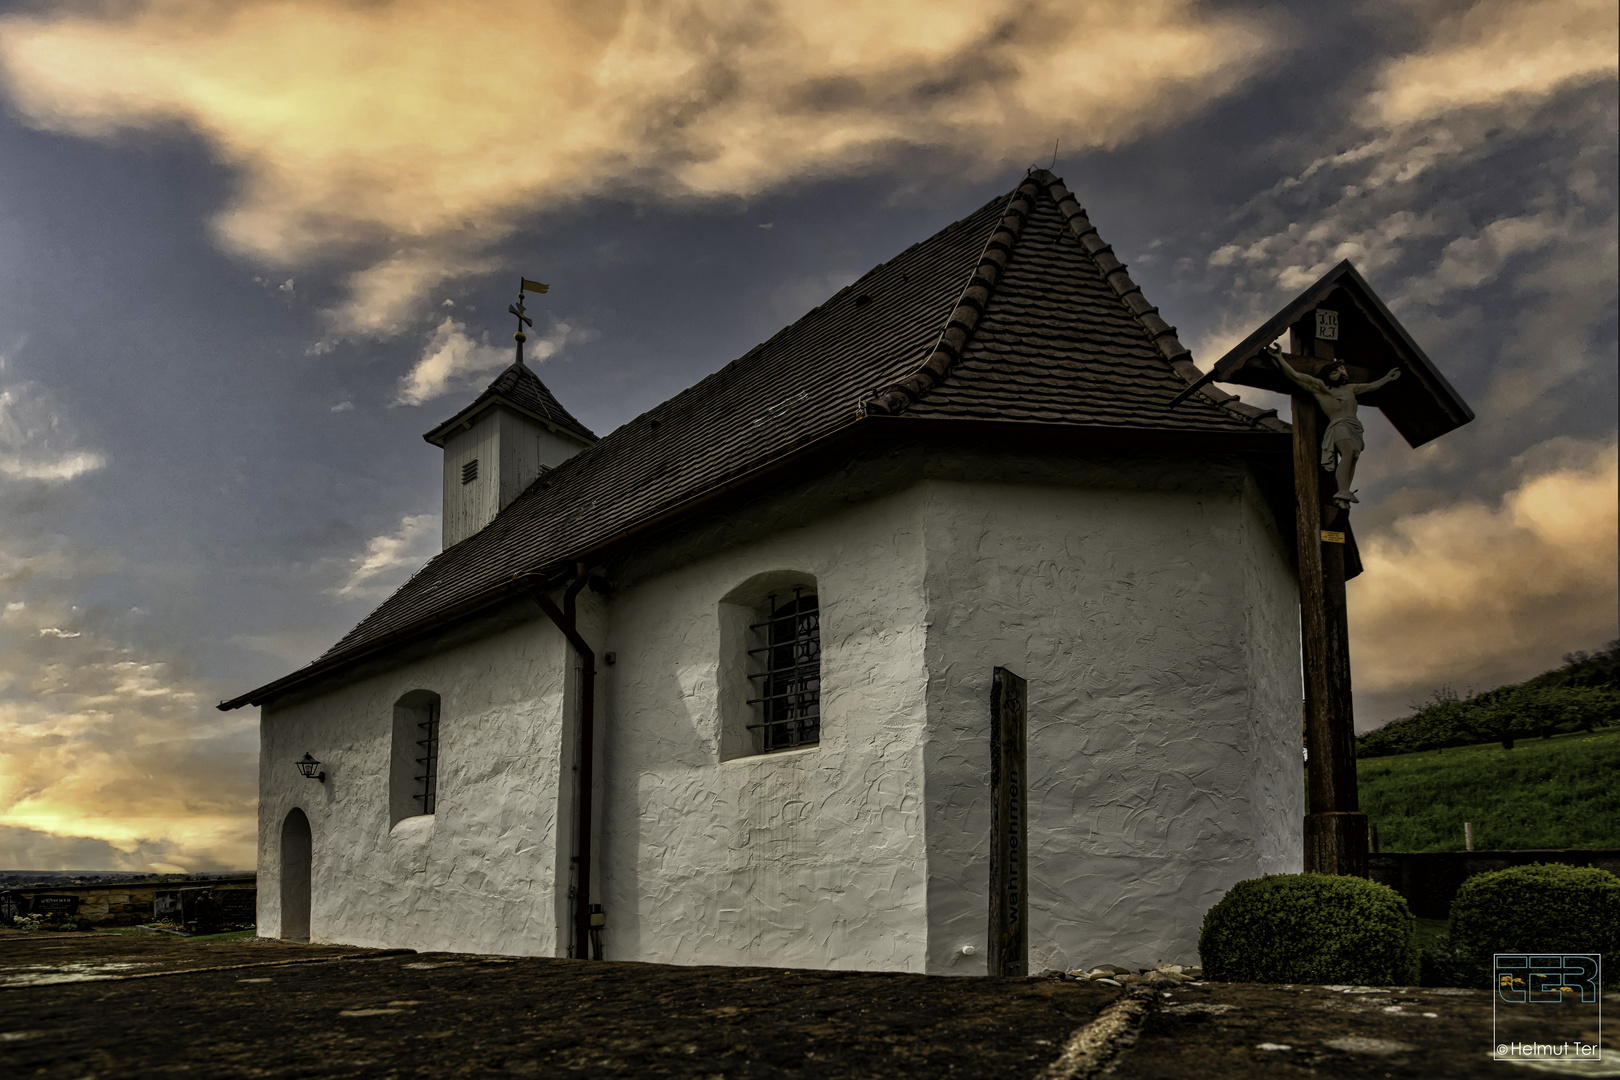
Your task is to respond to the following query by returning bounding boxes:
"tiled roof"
[424,358,597,447]
[224,170,1288,708]
[865,172,1285,431]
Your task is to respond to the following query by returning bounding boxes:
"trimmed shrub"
[1447,863,1620,990]
[1199,873,1419,986]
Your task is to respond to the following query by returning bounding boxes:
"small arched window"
[390,690,441,823]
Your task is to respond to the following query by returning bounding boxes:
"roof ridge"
[1027,169,1288,433]
[861,175,1043,416]
[424,356,598,446]
[499,358,599,440]
[594,223,954,438]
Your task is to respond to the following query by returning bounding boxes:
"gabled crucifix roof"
[1208,260,1475,448]
[423,357,597,447]
[221,169,1290,710]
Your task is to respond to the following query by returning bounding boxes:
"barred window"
[414,700,440,814]
[390,691,442,824]
[745,588,821,752]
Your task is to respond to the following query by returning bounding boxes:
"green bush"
[1199,873,1420,986]
[1446,863,1620,990]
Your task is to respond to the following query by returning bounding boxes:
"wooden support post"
[988,668,1028,976]
[1294,326,1368,878]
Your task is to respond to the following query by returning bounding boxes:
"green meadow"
[1357,726,1620,851]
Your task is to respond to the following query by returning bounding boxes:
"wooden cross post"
[1192,261,1474,878]
[1291,323,1368,878]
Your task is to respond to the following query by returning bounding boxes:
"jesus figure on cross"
[1266,343,1401,507]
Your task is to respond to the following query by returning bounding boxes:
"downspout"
[519,563,598,959]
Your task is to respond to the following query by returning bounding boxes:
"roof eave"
[216,576,542,711]
[422,393,597,447]
[220,415,1288,712]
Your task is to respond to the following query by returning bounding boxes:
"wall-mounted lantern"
[295,753,326,783]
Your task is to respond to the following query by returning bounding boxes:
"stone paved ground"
[0,930,1613,1078]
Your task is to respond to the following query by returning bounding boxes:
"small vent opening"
[461,459,478,485]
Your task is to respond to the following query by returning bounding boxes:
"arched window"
[391,690,441,823]
[747,588,821,751]
[718,573,821,760]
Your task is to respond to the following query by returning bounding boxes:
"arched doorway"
[280,808,312,941]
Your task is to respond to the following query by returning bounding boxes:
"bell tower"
[422,280,595,549]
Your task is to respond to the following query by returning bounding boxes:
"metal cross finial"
[510,276,548,364]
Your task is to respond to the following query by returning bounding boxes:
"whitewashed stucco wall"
[257,447,1301,968]
[917,460,1302,974]
[1240,471,1308,877]
[599,484,932,971]
[257,614,573,954]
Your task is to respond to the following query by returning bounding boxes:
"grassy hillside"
[1358,726,1620,851]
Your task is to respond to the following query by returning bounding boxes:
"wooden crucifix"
[1185,261,1474,877]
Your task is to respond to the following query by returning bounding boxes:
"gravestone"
[31,895,80,915]
[214,889,257,924]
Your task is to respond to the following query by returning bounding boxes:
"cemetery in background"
[0,873,255,934]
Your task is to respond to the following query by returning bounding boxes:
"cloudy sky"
[0,0,1613,872]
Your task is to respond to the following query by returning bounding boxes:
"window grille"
[414,701,440,813]
[461,459,478,485]
[745,589,821,751]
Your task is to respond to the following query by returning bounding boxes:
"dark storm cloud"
[0,0,1611,866]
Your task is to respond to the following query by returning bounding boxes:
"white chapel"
[222,169,1306,974]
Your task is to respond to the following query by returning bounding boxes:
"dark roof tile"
[424,358,597,446]
[225,170,1288,707]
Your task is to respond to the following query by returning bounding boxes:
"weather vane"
[510,277,549,364]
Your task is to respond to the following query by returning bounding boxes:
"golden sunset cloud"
[0,0,1273,336]
[1349,437,1620,699]
[0,597,257,870]
[1367,0,1617,127]
[0,376,254,871]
